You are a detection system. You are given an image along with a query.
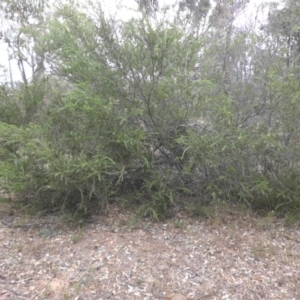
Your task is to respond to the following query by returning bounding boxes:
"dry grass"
[0,203,300,299]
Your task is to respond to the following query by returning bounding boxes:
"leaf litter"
[0,204,299,299]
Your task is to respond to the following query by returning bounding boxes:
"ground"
[0,204,300,300]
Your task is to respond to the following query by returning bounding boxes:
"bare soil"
[0,204,299,300]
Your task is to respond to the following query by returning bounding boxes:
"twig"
[3,287,27,298]
[30,276,55,300]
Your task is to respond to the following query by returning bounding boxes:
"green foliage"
[1,0,300,221]
[1,85,153,216]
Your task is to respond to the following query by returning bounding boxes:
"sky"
[0,0,280,85]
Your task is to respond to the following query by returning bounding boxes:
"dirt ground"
[0,204,300,300]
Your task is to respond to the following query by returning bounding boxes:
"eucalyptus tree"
[135,0,159,16]
[175,0,211,35]
[0,0,49,83]
[262,0,300,70]
[0,0,51,125]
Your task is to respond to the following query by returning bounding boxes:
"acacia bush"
[1,1,300,220]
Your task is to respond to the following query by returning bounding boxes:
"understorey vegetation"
[1,0,300,221]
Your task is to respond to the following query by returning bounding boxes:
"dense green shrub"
[1,1,300,220]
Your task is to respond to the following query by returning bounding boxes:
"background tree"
[176,0,211,35]
[265,0,300,68]
[135,0,159,17]
[0,0,51,125]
